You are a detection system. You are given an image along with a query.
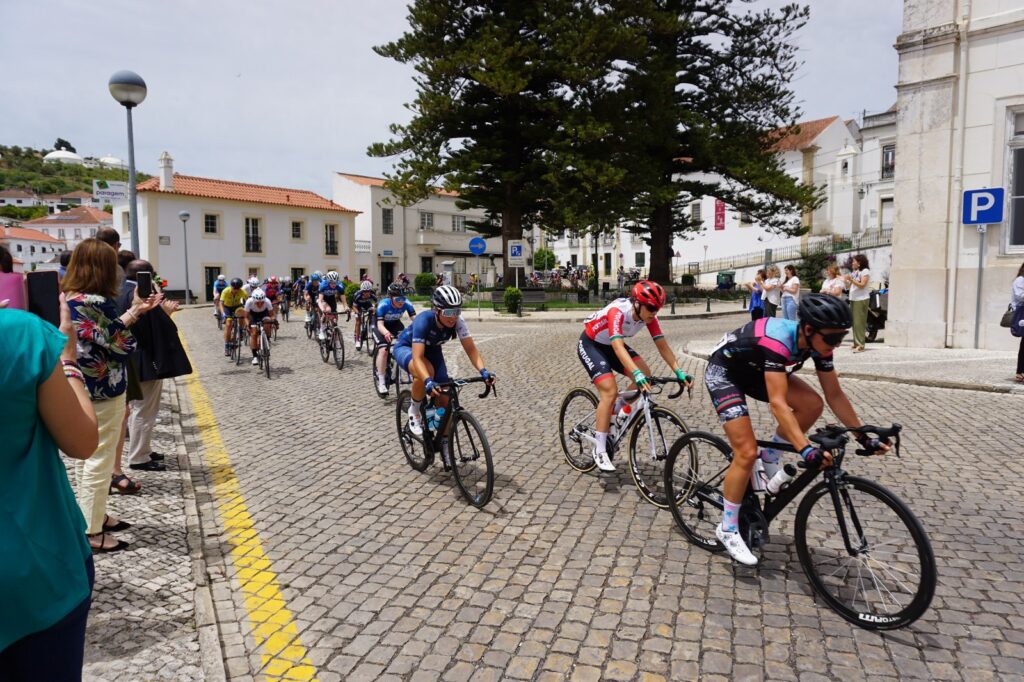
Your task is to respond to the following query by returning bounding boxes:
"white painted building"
[0,189,42,207]
[333,173,503,286]
[0,225,64,269]
[887,0,1024,350]
[22,205,112,251]
[112,153,358,301]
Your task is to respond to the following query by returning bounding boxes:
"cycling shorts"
[248,309,272,326]
[393,344,450,384]
[320,297,339,313]
[704,362,771,423]
[224,305,243,318]
[373,320,405,345]
[576,332,640,384]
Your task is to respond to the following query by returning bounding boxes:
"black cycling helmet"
[387,282,404,297]
[230,277,244,288]
[798,293,852,330]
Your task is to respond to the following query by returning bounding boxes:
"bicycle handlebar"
[434,376,497,400]
[809,423,902,457]
[638,376,692,400]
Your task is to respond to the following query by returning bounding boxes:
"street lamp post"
[179,210,191,305]
[108,70,147,257]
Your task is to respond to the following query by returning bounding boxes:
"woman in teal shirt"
[0,299,100,680]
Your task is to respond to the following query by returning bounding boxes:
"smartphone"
[136,271,152,299]
[26,270,61,328]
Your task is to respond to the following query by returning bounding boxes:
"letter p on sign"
[962,188,1005,225]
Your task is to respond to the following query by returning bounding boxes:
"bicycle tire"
[664,431,732,553]
[794,475,936,631]
[305,316,313,339]
[558,388,598,473]
[217,313,223,331]
[364,315,374,357]
[262,331,271,379]
[626,406,689,509]
[396,390,430,471]
[332,328,345,370]
[449,410,495,508]
[319,329,331,363]
[234,325,244,366]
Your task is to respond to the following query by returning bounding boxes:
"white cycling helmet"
[217,274,226,281]
[325,271,340,282]
[360,280,373,291]
[248,276,259,287]
[432,285,462,308]
[251,289,266,301]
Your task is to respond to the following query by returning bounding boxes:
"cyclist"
[304,271,322,323]
[243,288,276,366]
[350,280,378,344]
[317,271,349,340]
[220,278,248,356]
[373,283,417,394]
[242,276,260,296]
[212,274,228,321]
[577,280,693,473]
[393,285,495,438]
[263,275,281,313]
[705,293,890,566]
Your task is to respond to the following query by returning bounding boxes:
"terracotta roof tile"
[24,206,112,227]
[138,174,357,213]
[336,172,460,198]
[769,116,839,152]
[0,189,39,199]
[0,226,64,243]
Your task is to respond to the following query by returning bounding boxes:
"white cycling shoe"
[408,413,424,436]
[376,381,388,395]
[593,449,616,472]
[251,356,260,366]
[716,524,758,566]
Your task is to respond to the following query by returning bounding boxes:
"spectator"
[781,264,800,320]
[747,269,766,320]
[58,250,73,280]
[121,259,191,471]
[820,264,845,297]
[0,244,25,310]
[110,247,147,493]
[846,254,871,352]
[0,297,98,680]
[1012,262,1024,383]
[95,227,121,251]
[761,265,782,318]
[62,238,160,552]
[616,266,625,292]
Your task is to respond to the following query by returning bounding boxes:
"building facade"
[888,0,1024,350]
[333,173,503,286]
[22,205,112,251]
[112,153,358,301]
[0,226,64,270]
[0,189,42,207]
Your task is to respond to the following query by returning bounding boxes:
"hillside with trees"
[0,143,151,196]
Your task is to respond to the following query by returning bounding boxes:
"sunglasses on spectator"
[816,331,847,346]
[440,307,462,319]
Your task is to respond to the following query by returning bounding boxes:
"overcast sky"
[0,0,902,198]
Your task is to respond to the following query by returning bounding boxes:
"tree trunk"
[501,203,525,287]
[648,203,673,283]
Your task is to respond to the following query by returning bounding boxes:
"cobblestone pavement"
[66,384,204,681]
[173,307,1024,681]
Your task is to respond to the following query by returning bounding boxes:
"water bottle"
[750,458,767,492]
[766,463,798,495]
[615,404,632,430]
[434,407,446,430]
[425,406,437,430]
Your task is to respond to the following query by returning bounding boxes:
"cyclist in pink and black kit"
[576,281,692,472]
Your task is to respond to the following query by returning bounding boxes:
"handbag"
[1001,304,1014,328]
[1012,304,1024,338]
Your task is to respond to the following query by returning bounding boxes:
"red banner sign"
[714,199,726,231]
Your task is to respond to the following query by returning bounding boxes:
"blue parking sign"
[962,188,1005,225]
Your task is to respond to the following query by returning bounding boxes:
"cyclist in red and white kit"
[576,281,692,472]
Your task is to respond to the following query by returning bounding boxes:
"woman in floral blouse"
[63,238,160,552]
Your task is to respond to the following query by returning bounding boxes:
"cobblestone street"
[159,306,1024,681]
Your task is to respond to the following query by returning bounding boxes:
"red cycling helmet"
[632,280,666,310]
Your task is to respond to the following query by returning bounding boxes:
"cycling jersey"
[220,287,247,308]
[376,298,416,336]
[263,283,280,300]
[244,298,273,315]
[350,290,377,310]
[583,298,664,345]
[318,281,345,299]
[305,280,320,299]
[213,280,228,296]
[395,310,471,349]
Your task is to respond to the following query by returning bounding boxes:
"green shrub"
[680,273,696,286]
[344,282,360,301]
[414,272,436,295]
[533,247,556,271]
[503,286,522,313]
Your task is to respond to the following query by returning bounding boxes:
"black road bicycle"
[371,338,412,400]
[317,312,346,370]
[396,377,497,508]
[355,308,375,356]
[229,315,248,366]
[558,377,689,508]
[253,321,272,379]
[279,295,290,323]
[663,423,935,630]
[305,306,319,340]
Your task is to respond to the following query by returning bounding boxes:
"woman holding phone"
[62,238,160,552]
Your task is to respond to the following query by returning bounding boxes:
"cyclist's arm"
[652,336,683,375]
[609,337,641,376]
[817,369,862,429]
[459,336,486,373]
[765,371,811,450]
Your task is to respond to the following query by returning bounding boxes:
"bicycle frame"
[420,378,495,459]
[577,379,685,457]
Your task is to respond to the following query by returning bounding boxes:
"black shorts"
[321,297,338,313]
[576,332,640,383]
[224,305,242,318]
[373,320,404,344]
[704,362,770,423]
[248,310,271,326]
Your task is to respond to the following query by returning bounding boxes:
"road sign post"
[469,237,487,320]
[508,240,526,291]
[962,188,1005,348]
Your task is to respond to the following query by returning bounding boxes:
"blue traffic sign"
[468,237,487,255]
[510,244,523,257]
[962,188,1005,225]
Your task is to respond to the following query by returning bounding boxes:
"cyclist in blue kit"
[393,285,495,436]
[304,271,322,323]
[350,280,378,344]
[374,283,417,395]
[317,271,349,340]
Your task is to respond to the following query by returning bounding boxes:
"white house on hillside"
[111,153,358,301]
[0,226,64,270]
[22,205,112,251]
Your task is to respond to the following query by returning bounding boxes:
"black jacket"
[119,281,192,381]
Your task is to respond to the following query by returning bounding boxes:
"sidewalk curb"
[169,380,228,682]
[683,345,1024,395]
[467,308,750,323]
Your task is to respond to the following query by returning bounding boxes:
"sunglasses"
[391,296,406,304]
[440,307,462,319]
[817,331,847,347]
[641,304,660,314]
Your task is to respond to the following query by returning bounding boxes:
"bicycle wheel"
[664,431,732,553]
[217,312,224,330]
[305,315,313,339]
[448,410,494,507]
[332,328,345,370]
[626,406,689,508]
[234,326,244,366]
[319,329,331,363]
[396,390,430,471]
[364,317,375,357]
[262,331,271,379]
[794,476,936,630]
[371,345,389,400]
[558,388,598,472]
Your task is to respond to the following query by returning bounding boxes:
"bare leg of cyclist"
[223,316,233,355]
[592,375,618,471]
[248,322,259,364]
[718,415,760,566]
[762,376,825,476]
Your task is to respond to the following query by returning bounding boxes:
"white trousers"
[127,379,164,466]
[75,397,125,535]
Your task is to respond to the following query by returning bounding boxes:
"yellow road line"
[181,336,317,681]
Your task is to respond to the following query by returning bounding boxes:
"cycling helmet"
[248,276,259,287]
[360,280,373,291]
[387,283,404,297]
[325,271,340,282]
[432,285,462,308]
[632,280,666,310]
[230,277,243,288]
[312,270,323,280]
[217,274,226,281]
[269,275,278,283]
[251,289,266,301]
[798,293,852,330]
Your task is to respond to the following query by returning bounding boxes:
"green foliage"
[0,144,151,196]
[680,273,696,286]
[344,282,360,301]
[503,286,522,314]
[0,205,47,220]
[414,272,436,294]
[533,247,556,271]
[795,250,833,294]
[102,204,113,213]
[54,138,76,153]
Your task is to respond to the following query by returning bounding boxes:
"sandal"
[88,532,129,553]
[103,514,131,532]
[110,473,142,495]
[1016,373,1024,383]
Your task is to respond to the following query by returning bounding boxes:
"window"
[16,199,22,205]
[245,217,262,253]
[248,267,260,279]
[58,228,66,239]
[1010,114,1024,249]
[324,224,338,255]
[880,198,894,230]
[603,253,611,276]
[291,267,305,281]
[419,212,434,230]
[421,256,433,273]
[89,228,96,237]
[881,144,895,179]
[452,215,466,232]
[30,245,35,254]
[204,214,219,235]
[382,207,394,235]
[291,221,303,240]
[571,254,578,267]
[74,228,81,239]
[691,201,702,222]
[635,252,646,267]
[16,244,22,252]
